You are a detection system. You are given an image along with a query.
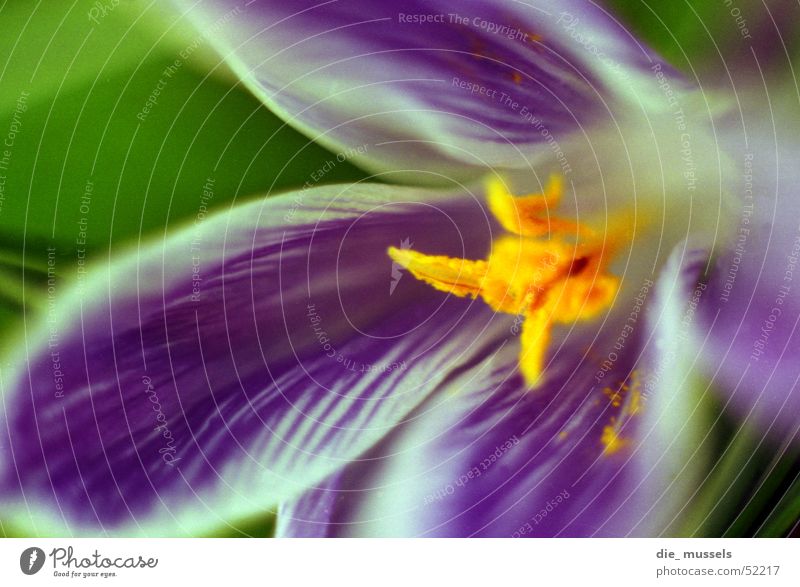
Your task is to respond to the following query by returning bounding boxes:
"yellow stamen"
[487,175,586,238]
[387,248,487,299]
[388,176,622,388]
[519,309,551,385]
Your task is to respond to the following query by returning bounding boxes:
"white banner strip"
[1,538,797,585]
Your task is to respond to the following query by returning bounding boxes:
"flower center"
[388,176,622,387]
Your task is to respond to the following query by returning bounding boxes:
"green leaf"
[678,404,800,537]
[0,0,370,260]
[756,472,800,537]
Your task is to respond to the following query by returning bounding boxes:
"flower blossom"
[1,0,797,537]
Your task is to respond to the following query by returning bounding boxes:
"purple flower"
[1,0,797,537]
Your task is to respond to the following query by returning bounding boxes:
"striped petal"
[176,0,681,180]
[0,183,503,536]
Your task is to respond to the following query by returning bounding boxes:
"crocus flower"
[1,0,797,537]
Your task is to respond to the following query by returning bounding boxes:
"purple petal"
[0,183,505,535]
[178,0,676,178]
[276,244,714,537]
[694,110,800,442]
